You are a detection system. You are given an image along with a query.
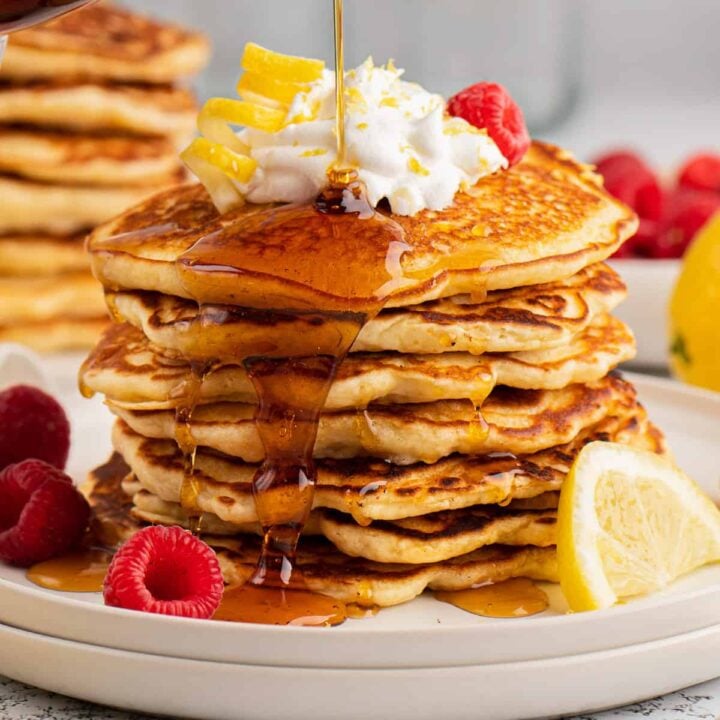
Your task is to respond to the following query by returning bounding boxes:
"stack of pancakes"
[81,142,665,608]
[0,3,208,351]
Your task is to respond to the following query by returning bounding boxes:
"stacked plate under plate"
[0,367,719,720]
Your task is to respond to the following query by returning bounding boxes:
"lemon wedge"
[669,212,720,391]
[557,441,720,612]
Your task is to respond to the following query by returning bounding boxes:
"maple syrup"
[345,603,380,619]
[164,0,417,624]
[27,548,112,593]
[434,578,549,618]
[0,0,94,33]
[174,360,215,534]
[214,583,345,626]
[76,0,504,626]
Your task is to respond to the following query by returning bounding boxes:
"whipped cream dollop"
[235,59,508,216]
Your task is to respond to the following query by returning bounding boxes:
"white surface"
[610,260,681,369]
[0,343,50,392]
[0,370,719,719]
[3,674,720,720]
[3,619,720,720]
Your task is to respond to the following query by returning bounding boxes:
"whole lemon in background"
[669,212,720,391]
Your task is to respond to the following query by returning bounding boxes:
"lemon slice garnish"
[557,441,720,611]
[241,42,324,84]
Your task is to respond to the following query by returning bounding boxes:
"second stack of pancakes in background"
[0,2,208,352]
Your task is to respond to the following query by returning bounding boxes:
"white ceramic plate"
[1,365,719,718]
[0,372,719,670]
[610,259,681,368]
[3,619,720,720]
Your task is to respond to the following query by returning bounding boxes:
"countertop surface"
[2,674,720,719]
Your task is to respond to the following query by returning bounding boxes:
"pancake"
[215,538,557,608]
[109,375,637,464]
[0,4,209,84]
[127,485,556,564]
[106,262,626,359]
[0,176,175,234]
[110,397,664,524]
[125,471,559,527]
[0,81,197,140]
[80,314,635,410]
[86,458,559,607]
[0,234,87,276]
[0,272,105,323]
[87,142,637,308]
[0,316,107,352]
[313,508,556,564]
[0,129,182,186]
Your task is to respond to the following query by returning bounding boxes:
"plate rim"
[1,373,720,668]
[2,618,720,720]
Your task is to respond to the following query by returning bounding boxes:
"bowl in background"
[610,259,681,370]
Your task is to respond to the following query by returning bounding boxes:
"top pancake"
[0,4,209,84]
[88,142,637,308]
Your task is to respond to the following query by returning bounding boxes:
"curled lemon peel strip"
[181,140,247,214]
[241,42,324,84]
[237,72,311,109]
[182,43,325,213]
[199,98,285,139]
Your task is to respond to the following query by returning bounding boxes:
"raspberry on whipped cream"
[234,58,508,216]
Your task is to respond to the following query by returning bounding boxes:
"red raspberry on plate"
[0,385,70,470]
[0,459,89,567]
[104,526,224,619]
[447,82,530,166]
[594,150,664,221]
[656,188,720,258]
[678,152,720,194]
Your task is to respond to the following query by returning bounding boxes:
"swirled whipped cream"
[235,58,508,216]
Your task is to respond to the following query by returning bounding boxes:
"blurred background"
[124,0,720,167]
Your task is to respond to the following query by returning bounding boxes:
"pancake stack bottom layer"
[81,142,664,608]
[0,4,208,352]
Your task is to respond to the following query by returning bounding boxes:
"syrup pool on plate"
[27,548,112,593]
[435,578,550,619]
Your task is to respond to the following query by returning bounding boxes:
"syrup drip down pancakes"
[80,132,660,608]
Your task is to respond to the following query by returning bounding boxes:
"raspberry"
[447,82,530,166]
[612,219,660,259]
[678,153,720,194]
[0,459,89,567]
[594,150,664,221]
[0,385,70,470]
[104,526,224,619]
[657,188,720,258]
